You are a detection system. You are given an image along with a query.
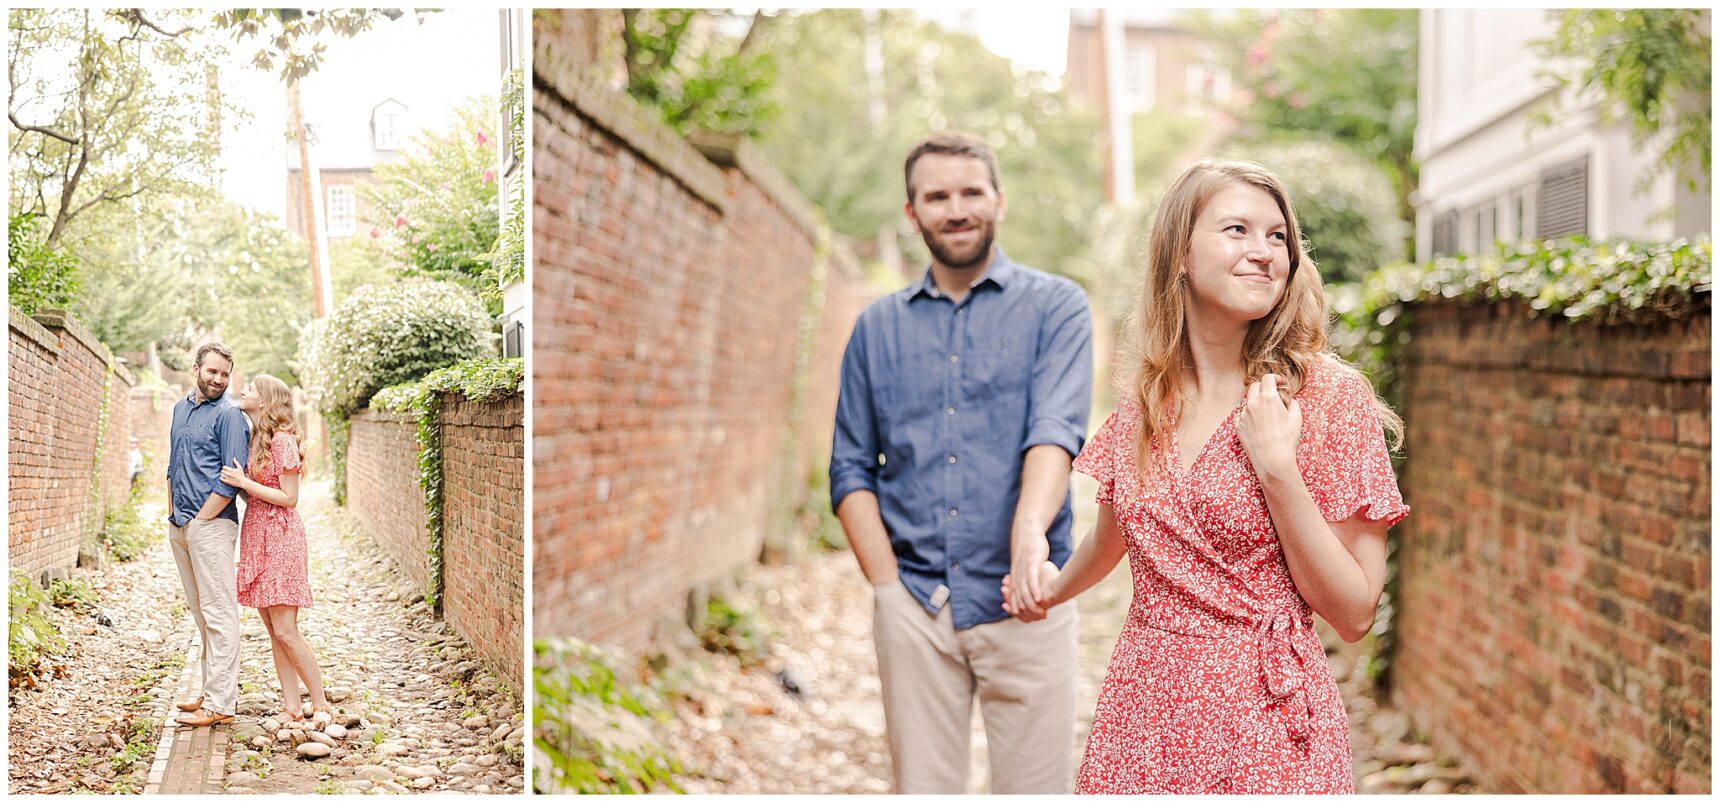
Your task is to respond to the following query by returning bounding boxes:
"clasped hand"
[1002,530,1061,622]
[1234,372,1301,480]
[218,458,251,491]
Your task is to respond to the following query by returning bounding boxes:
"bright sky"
[214,8,501,218]
[914,7,1073,78]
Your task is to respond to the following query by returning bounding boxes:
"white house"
[1413,9,1710,261]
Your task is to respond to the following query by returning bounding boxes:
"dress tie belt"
[1256,606,1318,748]
[1138,604,1319,748]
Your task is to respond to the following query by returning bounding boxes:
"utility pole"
[287,76,335,318]
[863,9,902,275]
[1096,9,1135,206]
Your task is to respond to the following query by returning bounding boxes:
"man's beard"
[921,222,995,270]
[197,376,226,401]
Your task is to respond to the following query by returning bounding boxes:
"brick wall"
[347,409,431,590]
[440,393,525,691]
[534,12,866,653]
[129,383,180,491]
[346,393,524,690]
[8,307,136,579]
[1392,300,1710,793]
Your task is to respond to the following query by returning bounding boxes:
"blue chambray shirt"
[167,392,250,527]
[830,250,1093,630]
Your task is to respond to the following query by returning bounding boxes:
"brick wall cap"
[535,34,728,212]
[9,305,59,355]
[31,308,135,385]
[688,130,820,239]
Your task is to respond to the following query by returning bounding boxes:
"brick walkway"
[144,632,229,794]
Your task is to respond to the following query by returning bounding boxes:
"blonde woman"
[219,374,332,725]
[1002,160,1408,793]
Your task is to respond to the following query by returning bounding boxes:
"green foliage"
[102,476,160,562]
[623,9,776,137]
[1193,9,1420,222]
[1130,110,1210,192]
[371,357,523,608]
[1333,237,1712,401]
[326,414,351,506]
[359,96,501,300]
[48,578,97,611]
[1533,9,1712,193]
[211,8,421,83]
[1223,139,1407,285]
[297,277,492,418]
[533,638,684,794]
[9,9,236,250]
[483,68,527,303]
[9,570,65,690]
[758,10,1103,282]
[7,213,81,314]
[699,595,772,665]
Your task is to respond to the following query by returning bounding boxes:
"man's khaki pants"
[167,517,241,716]
[872,581,1078,794]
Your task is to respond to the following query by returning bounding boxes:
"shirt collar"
[909,248,1017,301]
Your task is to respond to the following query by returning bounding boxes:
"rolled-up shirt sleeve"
[829,316,880,513]
[1022,283,1093,458]
[213,406,250,498]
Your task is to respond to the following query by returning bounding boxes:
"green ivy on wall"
[1327,235,1712,683]
[373,356,523,611]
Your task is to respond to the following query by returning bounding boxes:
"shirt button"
[955,308,964,316]
[948,354,959,363]
[947,455,957,464]
[951,561,960,571]
[949,508,958,517]
[945,406,956,415]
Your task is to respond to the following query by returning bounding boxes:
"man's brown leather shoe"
[174,708,234,727]
[174,697,204,712]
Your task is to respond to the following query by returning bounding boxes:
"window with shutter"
[504,320,524,359]
[1431,210,1459,257]
[1536,155,1588,238]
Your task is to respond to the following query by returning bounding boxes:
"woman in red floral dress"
[1003,160,1409,793]
[219,374,332,725]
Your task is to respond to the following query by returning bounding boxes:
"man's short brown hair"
[194,340,234,369]
[904,131,1001,202]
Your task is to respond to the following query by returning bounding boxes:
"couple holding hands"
[830,132,1408,794]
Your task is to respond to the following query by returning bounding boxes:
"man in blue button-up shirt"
[830,132,1093,793]
[165,341,249,727]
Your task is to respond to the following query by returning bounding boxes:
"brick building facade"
[1391,300,1710,793]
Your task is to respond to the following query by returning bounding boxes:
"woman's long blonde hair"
[247,373,304,476]
[1119,159,1402,485]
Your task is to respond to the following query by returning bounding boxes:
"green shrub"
[102,480,158,562]
[7,212,80,315]
[297,277,492,418]
[48,578,97,611]
[699,594,772,664]
[533,638,683,794]
[9,570,65,690]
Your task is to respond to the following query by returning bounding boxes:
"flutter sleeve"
[1073,408,1128,508]
[1302,370,1410,526]
[273,431,302,474]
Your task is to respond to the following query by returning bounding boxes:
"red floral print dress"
[1072,355,1408,794]
[236,431,314,609]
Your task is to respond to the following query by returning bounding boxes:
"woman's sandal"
[276,709,305,723]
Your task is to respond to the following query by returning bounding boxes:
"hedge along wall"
[534,10,875,653]
[1391,300,1710,793]
[8,307,136,580]
[347,390,524,690]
